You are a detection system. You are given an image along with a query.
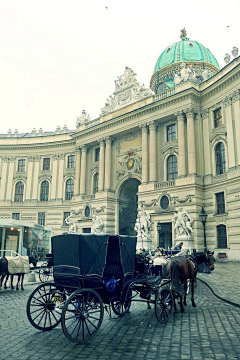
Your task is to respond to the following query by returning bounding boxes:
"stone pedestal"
[174,235,194,252]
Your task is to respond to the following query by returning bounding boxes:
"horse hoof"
[192,303,196,307]
[21,287,24,291]
[16,287,19,291]
[147,305,151,310]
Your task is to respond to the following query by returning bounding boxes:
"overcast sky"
[0,0,239,134]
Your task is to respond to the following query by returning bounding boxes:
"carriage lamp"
[199,207,208,251]
[156,222,163,247]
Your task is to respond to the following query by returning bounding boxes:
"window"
[43,158,50,171]
[216,192,225,214]
[14,181,24,202]
[12,213,20,220]
[18,159,26,172]
[160,196,169,210]
[215,142,226,175]
[167,155,178,180]
[93,173,99,194]
[67,155,75,169]
[84,206,90,217]
[95,148,100,162]
[40,180,49,201]
[214,108,222,128]
[38,212,45,225]
[217,225,227,248]
[63,212,70,226]
[167,124,176,142]
[65,179,74,200]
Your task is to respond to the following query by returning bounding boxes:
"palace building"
[0,30,240,259]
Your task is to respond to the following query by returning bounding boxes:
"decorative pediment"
[101,67,154,116]
[210,131,227,145]
[162,146,178,157]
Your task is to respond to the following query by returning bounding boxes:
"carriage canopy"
[51,234,137,277]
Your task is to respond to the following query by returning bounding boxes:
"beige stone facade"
[0,55,240,259]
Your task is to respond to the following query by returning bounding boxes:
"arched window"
[217,225,227,248]
[167,155,178,180]
[40,180,49,202]
[215,142,226,175]
[93,173,99,194]
[14,181,24,202]
[65,178,74,200]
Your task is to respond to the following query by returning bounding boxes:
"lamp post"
[199,207,208,251]
[156,222,162,247]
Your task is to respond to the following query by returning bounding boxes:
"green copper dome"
[153,39,219,73]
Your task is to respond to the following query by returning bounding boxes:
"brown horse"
[170,256,196,313]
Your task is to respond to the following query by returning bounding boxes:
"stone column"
[80,146,87,195]
[149,121,157,182]
[232,90,240,165]
[25,157,34,200]
[5,158,15,201]
[224,95,235,168]
[57,154,65,199]
[176,112,186,177]
[186,109,196,175]
[105,137,112,191]
[74,147,81,195]
[99,140,105,192]
[51,155,58,200]
[31,156,40,201]
[201,109,211,175]
[141,124,148,183]
[0,158,8,201]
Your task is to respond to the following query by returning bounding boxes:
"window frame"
[67,155,75,169]
[95,147,100,162]
[166,155,178,181]
[40,180,49,202]
[38,212,46,226]
[215,142,226,175]
[14,181,24,202]
[216,224,228,249]
[213,108,222,128]
[166,124,176,142]
[12,213,20,220]
[216,192,226,215]
[93,172,99,194]
[43,158,50,171]
[65,178,74,200]
[17,159,26,172]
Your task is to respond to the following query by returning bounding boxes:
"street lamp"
[156,222,162,247]
[199,207,208,251]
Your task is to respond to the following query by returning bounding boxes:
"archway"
[119,178,141,235]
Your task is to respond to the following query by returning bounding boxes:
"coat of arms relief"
[101,67,154,116]
[117,149,142,180]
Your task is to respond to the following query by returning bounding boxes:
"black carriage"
[27,234,174,343]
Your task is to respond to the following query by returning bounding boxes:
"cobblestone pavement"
[1,278,240,360]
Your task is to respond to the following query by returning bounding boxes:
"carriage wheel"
[111,289,132,316]
[39,262,52,283]
[26,282,64,331]
[61,288,104,344]
[155,286,173,323]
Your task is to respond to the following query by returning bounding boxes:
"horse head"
[206,250,215,271]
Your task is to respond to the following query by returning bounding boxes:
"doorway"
[159,222,172,249]
[119,178,140,235]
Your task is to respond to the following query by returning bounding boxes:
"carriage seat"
[135,274,162,286]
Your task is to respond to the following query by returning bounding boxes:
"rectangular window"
[63,212,70,226]
[167,124,176,142]
[18,159,26,172]
[43,158,50,171]
[217,225,227,248]
[67,155,75,169]
[214,108,222,128]
[38,212,46,226]
[216,192,225,214]
[95,148,100,162]
[12,213,20,220]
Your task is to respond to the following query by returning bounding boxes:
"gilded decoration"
[117,149,142,180]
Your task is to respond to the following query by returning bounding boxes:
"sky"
[0,0,240,134]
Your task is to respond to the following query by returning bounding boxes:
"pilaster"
[57,154,65,199]
[99,140,105,192]
[149,121,157,182]
[74,147,81,195]
[140,124,148,183]
[224,95,235,168]
[185,108,196,175]
[80,146,87,195]
[25,157,34,200]
[175,111,186,177]
[232,90,240,165]
[201,109,211,175]
[31,156,41,201]
[105,137,112,191]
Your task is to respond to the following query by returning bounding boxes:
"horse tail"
[171,260,180,289]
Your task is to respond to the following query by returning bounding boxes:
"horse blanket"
[5,256,30,274]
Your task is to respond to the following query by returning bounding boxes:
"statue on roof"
[180,28,187,41]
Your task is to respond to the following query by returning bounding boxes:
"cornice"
[0,140,76,151]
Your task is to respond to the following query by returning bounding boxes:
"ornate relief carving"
[117,149,142,180]
[92,206,106,213]
[13,174,27,182]
[77,110,91,127]
[38,174,52,182]
[63,170,75,180]
[82,194,95,200]
[125,133,137,142]
[212,173,227,183]
[172,194,194,204]
[201,108,209,119]
[2,157,16,162]
[223,95,232,107]
[185,108,195,117]
[209,132,227,144]
[163,146,178,156]
[232,90,240,103]
[139,199,158,208]
[101,67,154,116]
[53,153,65,160]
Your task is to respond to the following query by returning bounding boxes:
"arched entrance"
[119,178,141,235]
